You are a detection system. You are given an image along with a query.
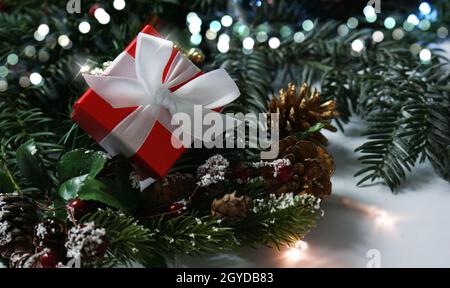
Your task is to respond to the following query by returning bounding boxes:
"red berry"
[40,251,59,268]
[67,199,92,220]
[278,165,294,182]
[88,4,101,17]
[167,202,185,214]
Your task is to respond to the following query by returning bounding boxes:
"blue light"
[209,20,221,33]
[256,0,262,7]
[419,2,432,15]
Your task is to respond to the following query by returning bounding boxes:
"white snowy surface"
[181,117,450,268]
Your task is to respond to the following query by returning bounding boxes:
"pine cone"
[263,137,335,199]
[140,173,195,210]
[34,217,67,253]
[268,83,339,145]
[211,192,252,223]
[65,222,107,263]
[0,194,38,259]
[9,251,43,268]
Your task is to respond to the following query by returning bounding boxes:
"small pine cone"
[264,137,335,199]
[141,173,195,210]
[65,222,107,263]
[211,192,252,223]
[9,251,44,268]
[268,83,339,145]
[0,194,38,259]
[34,217,67,253]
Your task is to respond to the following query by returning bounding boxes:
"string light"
[419,19,431,31]
[0,79,7,92]
[410,43,421,55]
[284,240,309,262]
[38,50,50,62]
[392,28,405,40]
[94,8,110,25]
[6,54,19,66]
[351,39,364,53]
[384,17,396,29]
[242,37,255,50]
[37,24,50,37]
[280,26,292,38]
[403,21,415,32]
[302,19,314,31]
[347,17,359,29]
[407,14,420,26]
[293,31,305,43]
[190,34,202,45]
[256,31,268,42]
[217,34,230,53]
[419,48,432,63]
[58,35,71,47]
[221,15,233,27]
[419,2,432,15]
[209,20,221,33]
[337,24,349,36]
[78,21,91,34]
[34,31,45,41]
[30,72,43,85]
[268,37,280,49]
[113,0,126,10]
[19,76,30,88]
[0,66,8,78]
[205,29,217,40]
[437,27,449,38]
[24,45,36,57]
[372,31,384,43]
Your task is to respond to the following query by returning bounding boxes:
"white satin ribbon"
[83,33,240,157]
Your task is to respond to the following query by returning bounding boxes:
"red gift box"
[72,25,187,178]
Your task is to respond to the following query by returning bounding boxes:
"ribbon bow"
[83,33,240,158]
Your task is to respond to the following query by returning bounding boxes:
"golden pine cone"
[211,192,252,223]
[263,137,335,199]
[140,173,195,210]
[268,83,339,145]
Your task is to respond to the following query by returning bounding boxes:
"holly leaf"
[78,179,125,210]
[0,169,15,193]
[57,149,108,183]
[58,174,88,200]
[16,140,49,189]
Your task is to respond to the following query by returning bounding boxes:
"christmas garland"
[0,69,337,268]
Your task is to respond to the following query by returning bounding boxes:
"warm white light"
[217,40,229,53]
[58,35,71,47]
[113,0,126,10]
[351,39,364,53]
[268,37,280,49]
[419,48,432,62]
[94,8,110,24]
[37,24,50,36]
[373,210,397,230]
[392,28,405,40]
[221,15,233,27]
[205,29,217,40]
[419,2,432,15]
[243,37,255,50]
[19,76,30,88]
[78,21,91,34]
[407,14,420,26]
[285,240,309,262]
[372,31,384,42]
[30,72,43,85]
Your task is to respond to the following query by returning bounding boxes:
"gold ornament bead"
[187,48,205,65]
